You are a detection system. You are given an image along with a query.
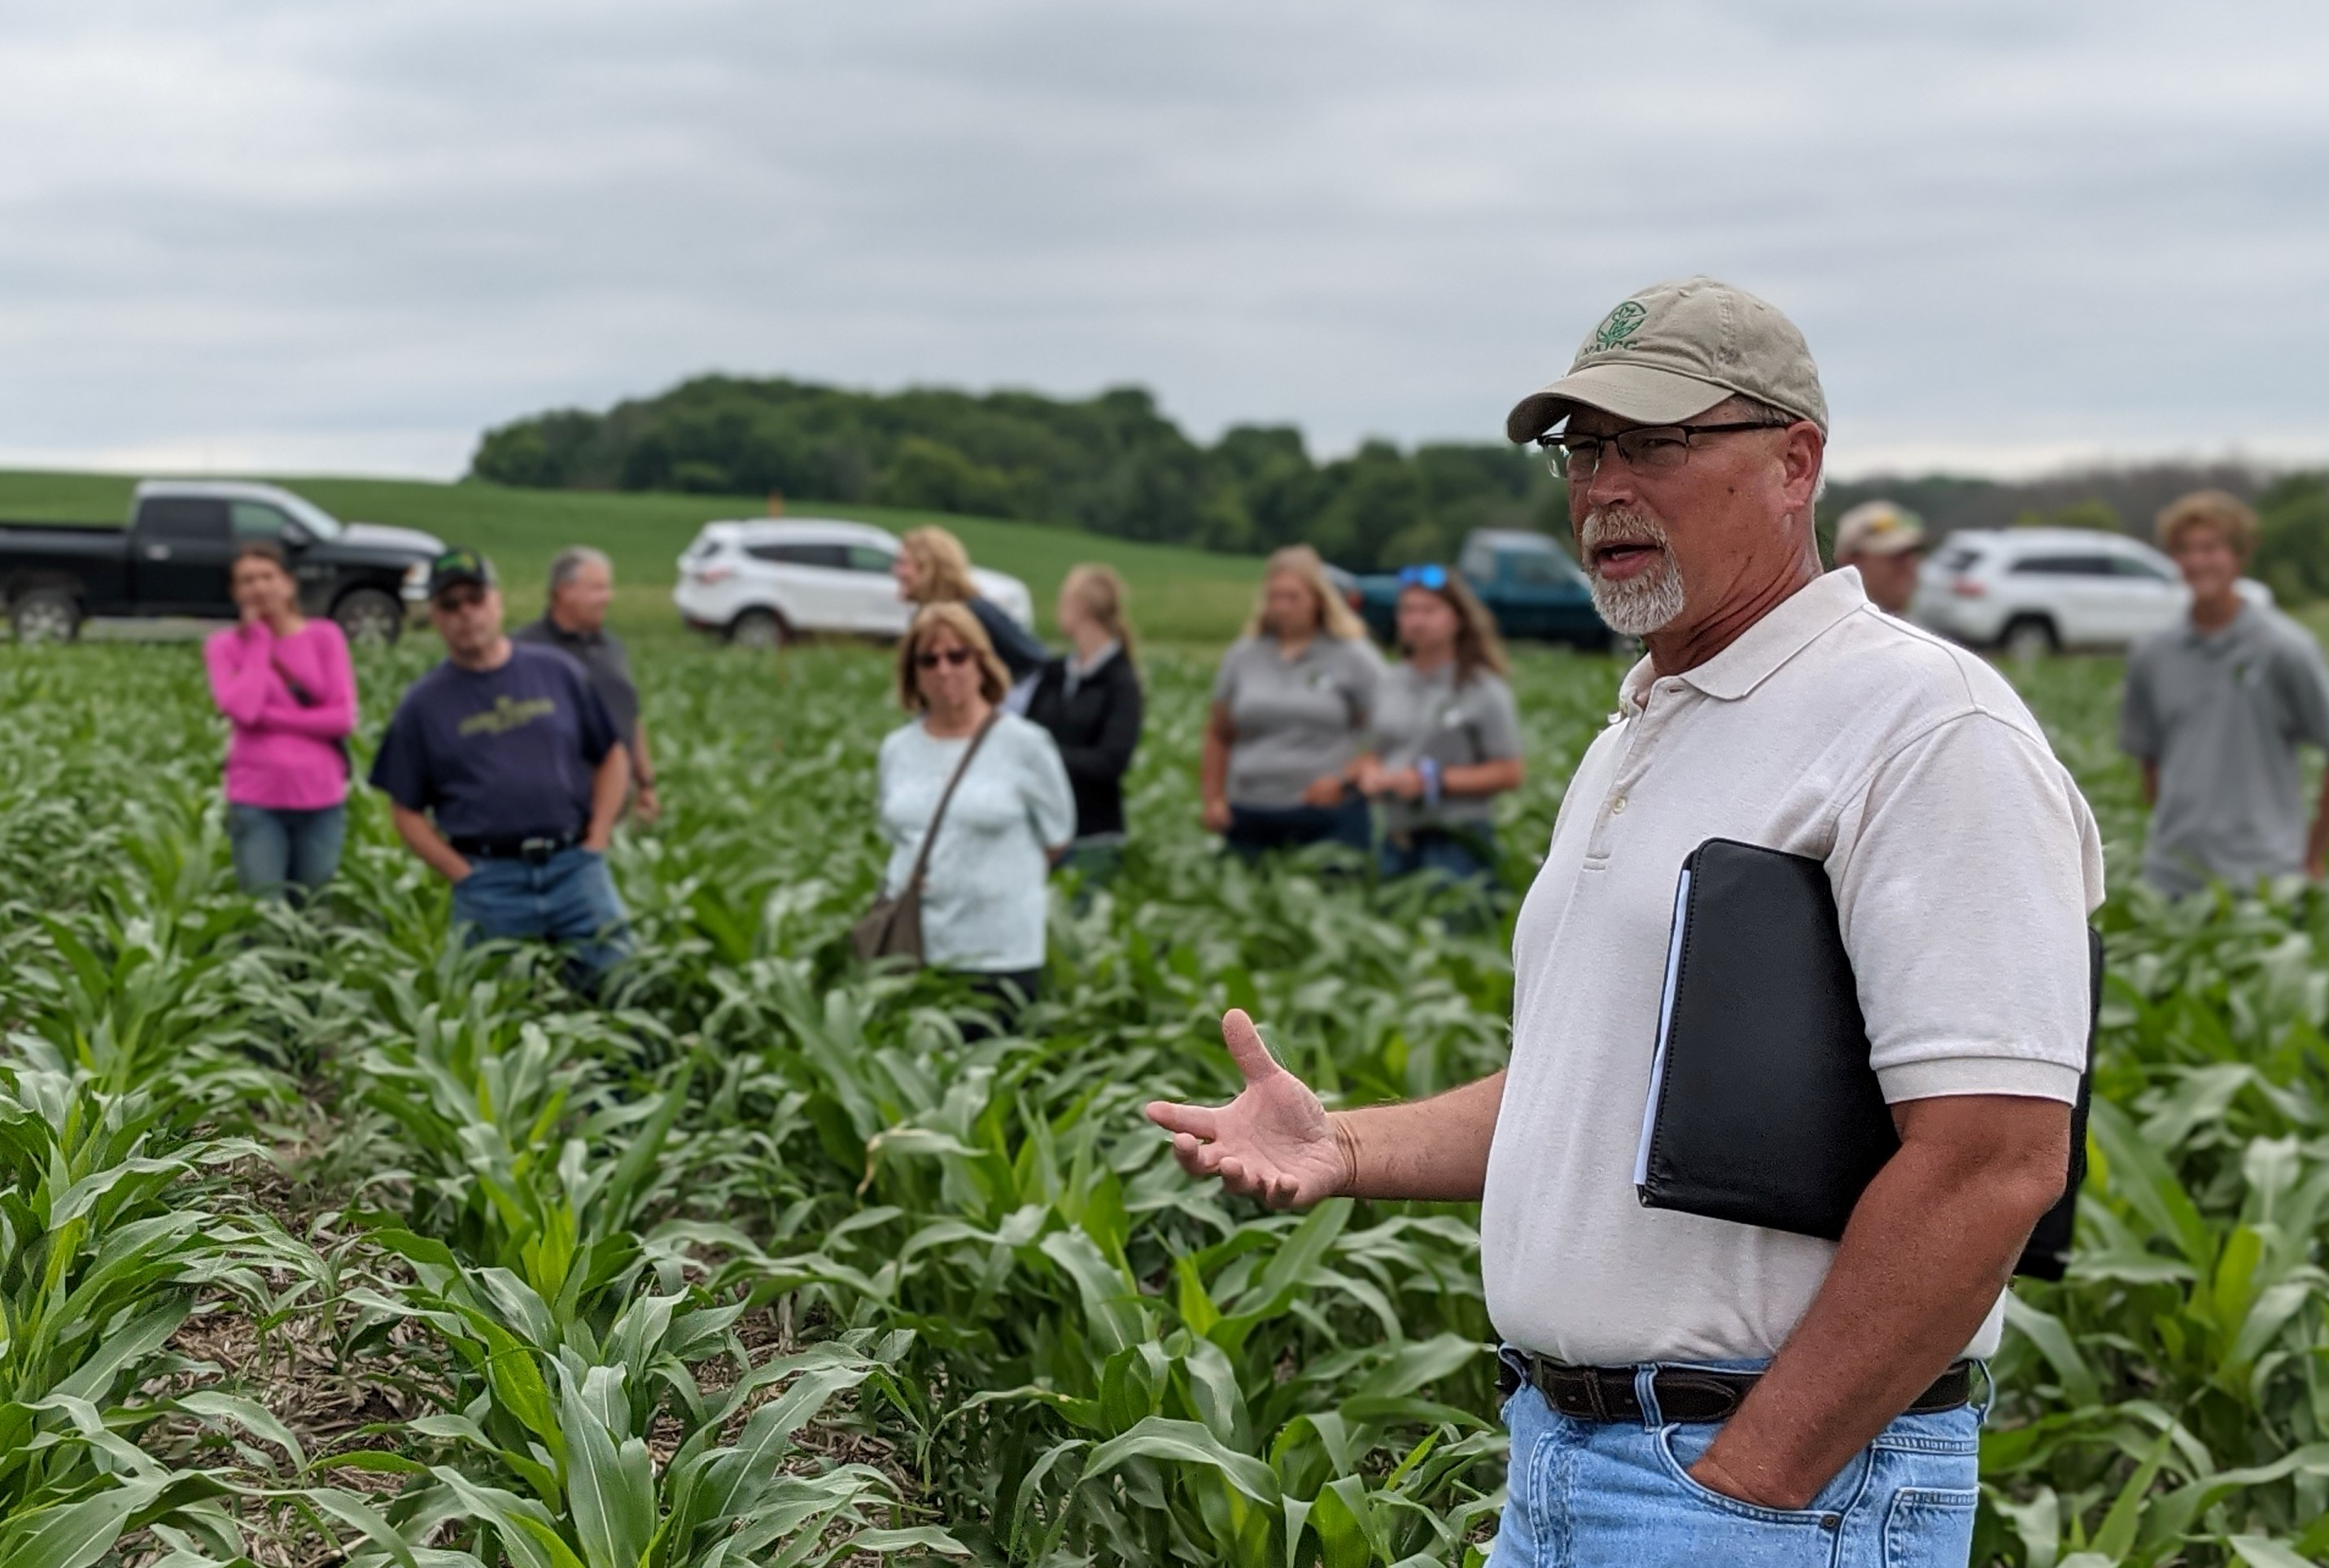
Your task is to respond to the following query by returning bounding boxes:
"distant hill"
[470,374,1563,572]
[470,371,2329,600]
[1824,462,2268,540]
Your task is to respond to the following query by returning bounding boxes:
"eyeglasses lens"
[915,647,973,669]
[1547,428,1698,479]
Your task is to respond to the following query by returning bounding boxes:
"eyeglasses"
[1536,420,1789,480]
[1398,564,1450,590]
[915,646,975,670]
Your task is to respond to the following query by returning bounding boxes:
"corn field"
[0,635,2324,1567]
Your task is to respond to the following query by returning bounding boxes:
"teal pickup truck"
[1353,529,1613,650]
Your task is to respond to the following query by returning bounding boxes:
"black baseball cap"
[427,548,497,600]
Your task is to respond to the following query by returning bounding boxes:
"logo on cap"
[1593,300,1647,352]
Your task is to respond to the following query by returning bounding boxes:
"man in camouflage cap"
[1150,277,2102,1566]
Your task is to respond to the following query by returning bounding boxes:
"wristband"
[1419,757,1442,806]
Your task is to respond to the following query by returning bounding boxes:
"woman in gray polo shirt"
[1201,544,1383,856]
[1355,566,1523,884]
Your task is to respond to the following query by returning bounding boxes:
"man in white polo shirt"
[1147,277,2102,1566]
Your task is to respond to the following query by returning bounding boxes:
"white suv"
[673,518,1035,648]
[1912,526,2267,658]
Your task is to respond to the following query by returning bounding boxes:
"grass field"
[0,469,1270,642]
[4,621,2329,1563]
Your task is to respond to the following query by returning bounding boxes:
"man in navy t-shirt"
[369,548,633,985]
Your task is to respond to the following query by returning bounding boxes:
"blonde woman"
[1353,565,1524,884]
[1201,544,1384,856]
[1027,564,1143,881]
[876,602,1075,1005]
[892,525,1050,681]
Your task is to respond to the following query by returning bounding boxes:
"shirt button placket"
[1589,687,1671,859]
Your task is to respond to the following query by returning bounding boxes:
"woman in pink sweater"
[203,540,360,898]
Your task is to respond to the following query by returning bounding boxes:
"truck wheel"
[10,589,81,644]
[334,589,404,645]
[1999,615,2058,662]
[728,608,788,649]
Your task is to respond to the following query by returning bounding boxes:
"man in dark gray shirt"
[2121,491,2329,896]
[513,547,660,823]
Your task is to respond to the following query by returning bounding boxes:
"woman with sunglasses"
[1352,565,1524,885]
[876,602,1075,1009]
[1203,544,1383,857]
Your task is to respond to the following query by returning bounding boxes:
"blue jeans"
[1490,1359,1981,1567]
[1225,796,1372,858]
[451,847,633,985]
[228,802,346,899]
[1379,823,1497,884]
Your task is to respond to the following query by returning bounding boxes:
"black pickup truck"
[0,481,444,643]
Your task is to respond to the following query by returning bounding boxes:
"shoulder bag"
[852,712,1001,966]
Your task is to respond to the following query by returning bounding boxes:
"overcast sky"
[2,1,2325,482]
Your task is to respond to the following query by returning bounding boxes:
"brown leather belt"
[1497,1350,1973,1425]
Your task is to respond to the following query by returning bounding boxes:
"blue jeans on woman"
[452,847,633,987]
[228,802,346,900]
[1225,795,1372,858]
[1489,1356,1981,1567]
[1379,823,1498,884]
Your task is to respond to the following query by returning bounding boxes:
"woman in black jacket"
[1026,564,1143,885]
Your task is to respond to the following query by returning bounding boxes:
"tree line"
[472,373,2329,592]
[469,375,1564,571]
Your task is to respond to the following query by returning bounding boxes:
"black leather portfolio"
[1634,838,2095,1278]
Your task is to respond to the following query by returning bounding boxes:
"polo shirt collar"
[1619,569,1869,715]
[540,613,601,648]
[2180,602,2254,649]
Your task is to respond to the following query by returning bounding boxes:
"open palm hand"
[1144,1010,1349,1208]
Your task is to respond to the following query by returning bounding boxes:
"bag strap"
[900,711,1002,896]
[269,652,320,708]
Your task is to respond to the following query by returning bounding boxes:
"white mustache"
[1580,508,1671,565]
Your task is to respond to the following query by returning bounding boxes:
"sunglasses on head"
[915,646,975,670]
[1399,564,1451,590]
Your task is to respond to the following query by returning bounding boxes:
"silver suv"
[1911,526,2266,658]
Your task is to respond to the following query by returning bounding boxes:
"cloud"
[0,0,2323,479]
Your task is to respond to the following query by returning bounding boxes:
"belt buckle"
[520,836,557,864]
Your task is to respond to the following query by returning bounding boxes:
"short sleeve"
[2275,631,2329,750]
[367,699,432,811]
[1020,724,1077,847]
[1833,714,2101,1106]
[570,665,618,765]
[2117,650,2160,760]
[1212,642,1245,705]
[1472,674,1523,759]
[1340,640,1384,722]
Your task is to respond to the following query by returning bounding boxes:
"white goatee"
[1581,509,1686,636]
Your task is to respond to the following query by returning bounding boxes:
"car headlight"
[404,561,428,587]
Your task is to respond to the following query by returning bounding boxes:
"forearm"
[391,804,472,882]
[2307,768,2329,867]
[206,643,273,725]
[1440,757,1523,797]
[629,718,656,784]
[586,749,630,847]
[1329,1070,1504,1202]
[259,697,355,739]
[1701,1096,2068,1507]
[1200,729,1232,807]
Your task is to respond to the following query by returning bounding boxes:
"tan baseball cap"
[1505,275,1829,443]
[1832,501,1927,558]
